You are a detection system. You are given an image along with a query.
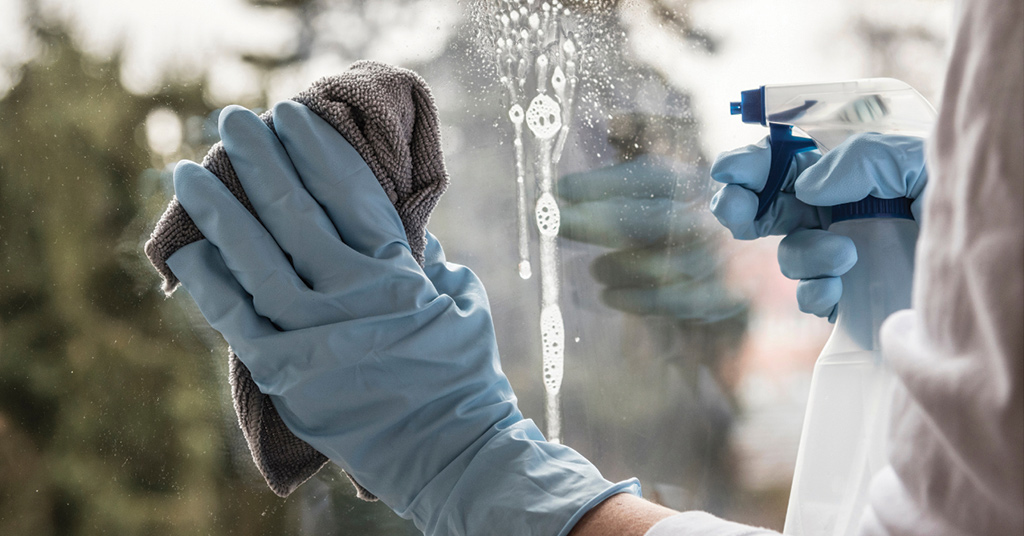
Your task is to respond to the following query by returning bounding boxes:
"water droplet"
[518,260,533,280]
[551,66,566,93]
[508,103,525,125]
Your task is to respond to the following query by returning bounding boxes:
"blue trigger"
[756,124,817,220]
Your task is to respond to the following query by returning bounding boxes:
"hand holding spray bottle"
[729,79,935,535]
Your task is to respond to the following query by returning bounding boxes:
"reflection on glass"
[0,0,951,533]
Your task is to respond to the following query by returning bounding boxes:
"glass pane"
[0,0,952,533]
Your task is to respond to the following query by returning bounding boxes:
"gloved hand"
[709,133,928,320]
[557,154,745,322]
[167,102,638,535]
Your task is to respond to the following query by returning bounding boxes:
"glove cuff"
[405,418,641,536]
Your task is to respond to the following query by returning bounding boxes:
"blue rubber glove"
[558,155,745,321]
[167,102,639,535]
[709,132,928,320]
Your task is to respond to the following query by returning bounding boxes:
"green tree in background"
[0,5,420,531]
[0,22,297,535]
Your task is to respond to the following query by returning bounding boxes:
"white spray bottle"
[730,78,936,536]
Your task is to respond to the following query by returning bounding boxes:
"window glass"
[0,0,952,533]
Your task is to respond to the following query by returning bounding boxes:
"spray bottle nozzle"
[758,124,817,219]
[731,79,933,221]
[729,85,815,219]
[731,88,767,125]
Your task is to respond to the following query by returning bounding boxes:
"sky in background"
[0,0,952,156]
[632,0,952,154]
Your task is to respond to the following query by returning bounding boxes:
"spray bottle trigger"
[756,123,818,220]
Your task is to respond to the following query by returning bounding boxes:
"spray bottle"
[730,78,936,535]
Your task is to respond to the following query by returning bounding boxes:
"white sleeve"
[857,0,1024,535]
[644,512,778,536]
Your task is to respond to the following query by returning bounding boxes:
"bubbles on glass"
[508,103,525,124]
[534,192,560,236]
[525,94,561,139]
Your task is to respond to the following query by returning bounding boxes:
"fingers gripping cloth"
[144,61,449,499]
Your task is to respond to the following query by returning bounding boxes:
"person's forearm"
[569,494,678,536]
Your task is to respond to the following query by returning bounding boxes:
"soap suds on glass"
[480,0,600,443]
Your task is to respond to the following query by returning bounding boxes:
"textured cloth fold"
[144,60,449,498]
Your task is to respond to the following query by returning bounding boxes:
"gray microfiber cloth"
[144,60,449,499]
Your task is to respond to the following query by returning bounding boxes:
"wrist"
[569,493,678,536]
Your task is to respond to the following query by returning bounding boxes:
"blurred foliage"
[0,9,421,534]
[0,22,293,535]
